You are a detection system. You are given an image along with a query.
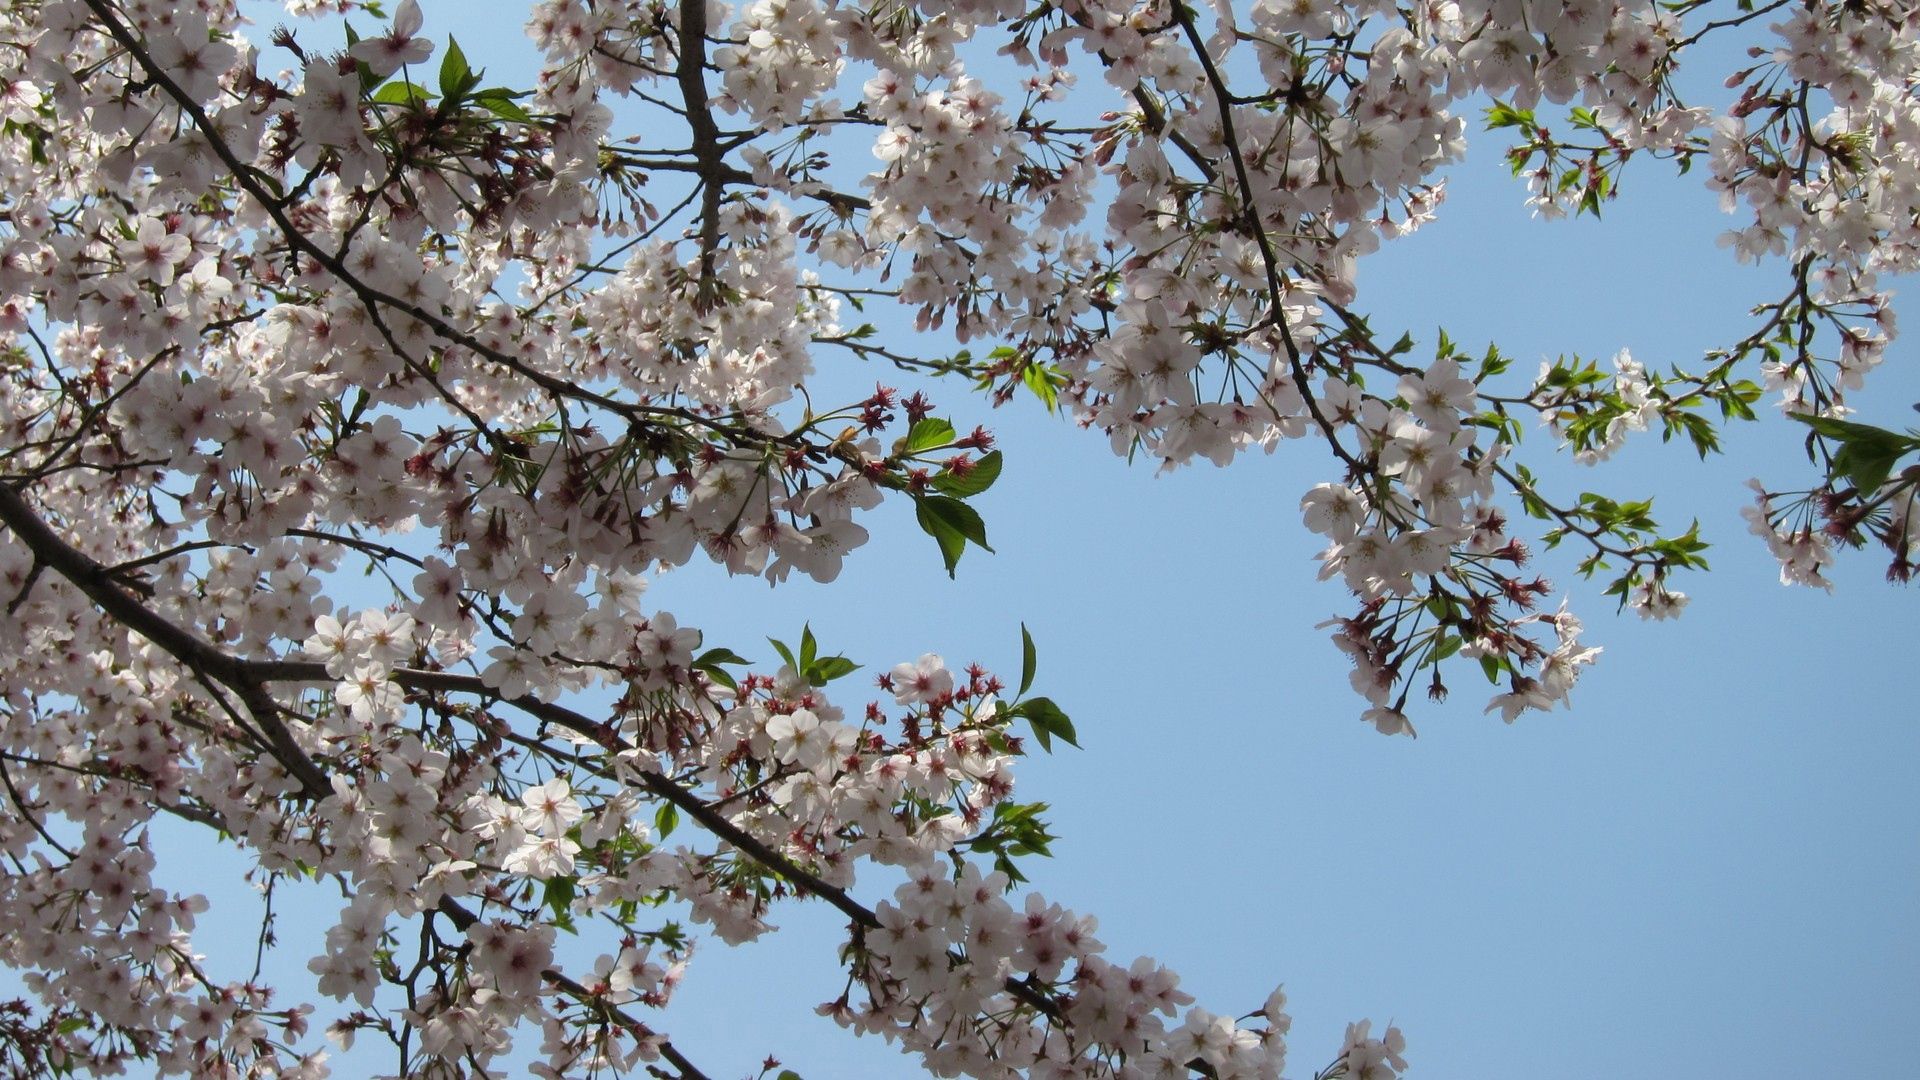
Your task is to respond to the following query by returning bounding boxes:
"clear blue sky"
[148,4,1920,1077]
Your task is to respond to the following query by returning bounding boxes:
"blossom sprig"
[1746,411,1920,585]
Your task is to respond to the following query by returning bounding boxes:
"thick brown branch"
[0,482,332,799]
[674,0,727,288]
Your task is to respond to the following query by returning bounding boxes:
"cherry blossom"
[348,0,433,77]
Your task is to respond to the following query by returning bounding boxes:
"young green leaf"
[1019,623,1037,697]
[1480,654,1504,683]
[806,655,861,686]
[921,495,990,549]
[694,647,749,668]
[915,495,992,577]
[542,875,578,929]
[1023,363,1059,412]
[905,417,957,453]
[1789,412,1917,493]
[371,79,432,107]
[915,497,968,577]
[931,450,1003,498]
[473,87,533,123]
[767,637,797,673]
[693,647,748,691]
[1012,697,1078,751]
[439,35,475,101]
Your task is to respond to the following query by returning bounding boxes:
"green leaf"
[799,624,818,670]
[1480,654,1503,683]
[1480,341,1511,378]
[805,655,861,686]
[1485,101,1534,130]
[1786,412,1902,444]
[767,637,797,673]
[439,35,475,101]
[1022,363,1060,412]
[931,450,1002,498]
[1661,409,1721,458]
[654,802,679,839]
[777,1072,804,1080]
[473,87,532,123]
[923,495,990,548]
[1788,412,1918,493]
[915,498,967,577]
[1018,623,1037,697]
[371,78,433,107]
[915,495,992,576]
[905,417,956,453]
[693,647,747,691]
[543,875,578,926]
[1835,443,1908,495]
[1011,697,1078,751]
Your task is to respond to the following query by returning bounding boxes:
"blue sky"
[120,4,1920,1077]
